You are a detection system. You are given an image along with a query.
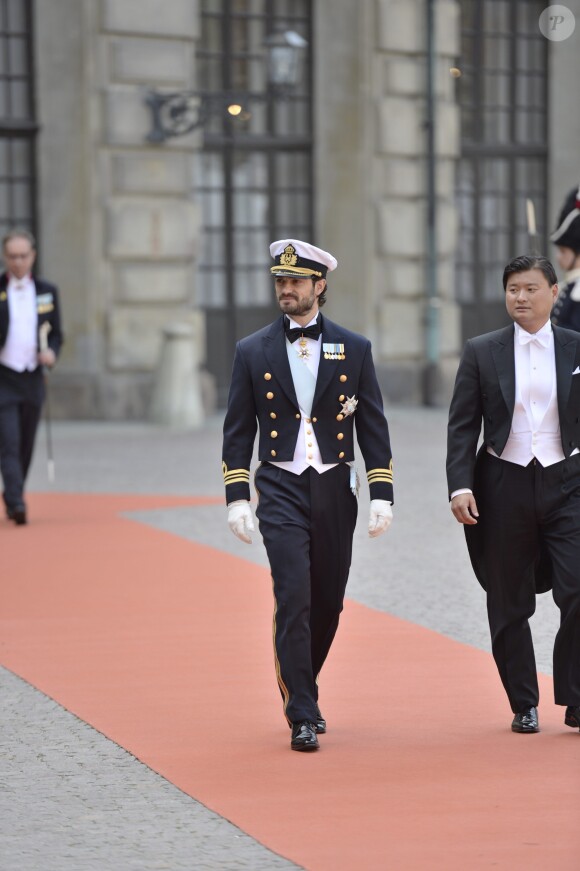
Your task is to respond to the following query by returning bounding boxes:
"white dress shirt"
[488,320,566,467]
[451,319,575,500]
[0,275,38,372]
[270,315,338,476]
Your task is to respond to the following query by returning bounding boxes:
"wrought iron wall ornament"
[144,29,307,144]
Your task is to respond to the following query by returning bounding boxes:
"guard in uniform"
[0,230,63,524]
[222,239,394,751]
[551,183,580,332]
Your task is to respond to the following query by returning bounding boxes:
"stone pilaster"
[372,0,461,402]
[35,0,204,419]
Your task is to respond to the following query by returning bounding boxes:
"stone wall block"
[377,298,422,357]
[108,306,190,370]
[106,199,199,260]
[383,259,425,297]
[113,263,193,304]
[376,0,424,54]
[377,156,423,197]
[384,56,424,96]
[109,36,193,85]
[377,97,423,156]
[102,0,199,39]
[436,1,460,58]
[111,152,191,195]
[378,199,424,257]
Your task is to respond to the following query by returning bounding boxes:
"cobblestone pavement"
[0,669,301,871]
[1,408,561,870]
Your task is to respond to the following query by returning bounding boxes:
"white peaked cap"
[269,239,337,278]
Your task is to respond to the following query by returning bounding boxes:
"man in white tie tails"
[447,255,580,735]
[222,239,394,751]
[0,230,63,525]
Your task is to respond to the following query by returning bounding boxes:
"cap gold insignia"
[340,395,358,417]
[280,244,298,267]
[323,342,345,360]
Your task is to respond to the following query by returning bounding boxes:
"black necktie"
[285,322,322,343]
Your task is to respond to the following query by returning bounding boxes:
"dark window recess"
[0,0,38,243]
[455,0,548,342]
[194,0,313,406]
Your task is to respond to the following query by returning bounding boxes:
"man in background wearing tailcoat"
[447,254,580,735]
[0,230,63,525]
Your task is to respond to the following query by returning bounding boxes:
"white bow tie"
[518,331,550,348]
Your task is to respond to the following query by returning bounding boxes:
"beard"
[277,288,317,317]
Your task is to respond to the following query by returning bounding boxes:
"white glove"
[227,500,255,544]
[368,499,393,538]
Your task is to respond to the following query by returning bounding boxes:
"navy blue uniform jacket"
[222,314,393,504]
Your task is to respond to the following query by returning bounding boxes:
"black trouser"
[255,463,358,725]
[0,369,43,511]
[478,452,580,712]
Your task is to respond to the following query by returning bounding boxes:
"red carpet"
[1,492,578,869]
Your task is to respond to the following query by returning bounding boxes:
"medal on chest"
[296,336,311,361]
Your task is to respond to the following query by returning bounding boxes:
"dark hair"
[2,228,37,251]
[312,276,327,307]
[502,254,557,290]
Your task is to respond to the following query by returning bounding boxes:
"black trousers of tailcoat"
[254,462,358,725]
[0,364,44,511]
[477,452,580,712]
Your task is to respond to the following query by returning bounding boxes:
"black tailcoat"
[0,273,63,352]
[447,323,580,593]
[0,272,64,510]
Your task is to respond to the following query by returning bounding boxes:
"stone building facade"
[1,0,578,418]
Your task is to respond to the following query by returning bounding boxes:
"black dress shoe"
[290,721,319,752]
[564,705,580,730]
[315,705,326,734]
[7,504,27,525]
[511,707,539,733]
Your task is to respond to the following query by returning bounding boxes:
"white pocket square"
[573,366,580,375]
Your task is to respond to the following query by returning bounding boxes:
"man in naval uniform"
[222,239,394,751]
[447,254,580,735]
[0,230,63,525]
[551,183,580,332]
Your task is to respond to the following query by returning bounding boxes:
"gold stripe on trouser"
[253,465,262,507]
[271,577,291,724]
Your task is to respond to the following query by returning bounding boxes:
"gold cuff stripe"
[223,467,250,480]
[367,468,393,480]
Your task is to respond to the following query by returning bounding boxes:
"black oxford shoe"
[564,706,580,731]
[315,705,326,734]
[7,504,27,525]
[291,721,319,752]
[511,707,539,733]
